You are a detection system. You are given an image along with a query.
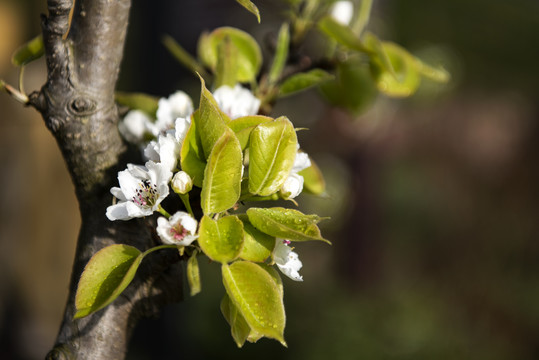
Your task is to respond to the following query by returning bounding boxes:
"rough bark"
[28,1,183,359]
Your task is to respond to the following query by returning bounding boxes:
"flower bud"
[280,173,304,200]
[171,171,193,194]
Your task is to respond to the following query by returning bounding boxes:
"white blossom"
[153,91,194,135]
[280,148,311,200]
[174,116,191,146]
[273,239,303,281]
[106,161,172,221]
[156,211,198,246]
[330,1,354,25]
[280,173,304,200]
[171,171,193,194]
[291,150,311,174]
[118,110,154,144]
[143,129,180,172]
[213,84,260,119]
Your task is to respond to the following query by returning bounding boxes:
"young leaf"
[268,23,290,85]
[238,216,275,263]
[279,69,334,97]
[11,34,44,66]
[162,34,210,80]
[197,75,231,159]
[221,294,253,347]
[235,0,261,23]
[369,41,421,97]
[187,250,201,296]
[222,261,286,346]
[298,158,326,195]
[319,61,378,115]
[247,207,330,243]
[115,91,159,117]
[248,116,298,196]
[228,115,273,150]
[363,32,396,78]
[415,58,450,83]
[198,215,244,263]
[317,16,370,53]
[201,130,243,214]
[198,27,262,83]
[180,112,206,187]
[74,245,143,319]
[215,35,239,88]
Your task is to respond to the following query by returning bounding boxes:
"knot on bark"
[69,96,97,116]
[45,344,74,360]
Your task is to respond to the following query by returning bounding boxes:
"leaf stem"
[158,205,171,218]
[179,193,195,218]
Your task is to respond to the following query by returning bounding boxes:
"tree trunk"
[29,1,183,359]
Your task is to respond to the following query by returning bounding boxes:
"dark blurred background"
[1,0,538,359]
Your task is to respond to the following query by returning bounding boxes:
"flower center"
[170,223,188,241]
[132,180,158,208]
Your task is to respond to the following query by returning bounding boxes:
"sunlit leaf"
[235,0,261,23]
[416,58,450,83]
[279,69,334,97]
[197,75,231,159]
[247,207,330,243]
[198,27,262,83]
[221,294,253,347]
[180,112,206,187]
[11,34,44,66]
[215,35,239,88]
[199,215,244,263]
[238,216,275,262]
[248,117,298,196]
[201,130,243,214]
[228,115,273,150]
[74,245,142,318]
[222,261,286,346]
[115,92,159,117]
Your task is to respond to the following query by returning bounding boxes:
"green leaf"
[74,245,142,318]
[268,23,290,85]
[198,215,244,263]
[279,69,334,97]
[222,261,286,346]
[221,294,257,347]
[369,41,421,97]
[215,35,239,88]
[235,0,261,23]
[198,27,262,83]
[238,216,275,262]
[197,75,231,159]
[180,111,206,187]
[363,32,396,78]
[319,60,378,115]
[115,92,159,117]
[248,116,298,196]
[228,115,273,150]
[258,263,284,297]
[162,34,210,80]
[247,207,330,243]
[187,250,201,296]
[11,34,44,66]
[298,158,326,195]
[415,58,450,83]
[317,16,370,53]
[201,130,243,214]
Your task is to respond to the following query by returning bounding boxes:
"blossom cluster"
[107,84,307,280]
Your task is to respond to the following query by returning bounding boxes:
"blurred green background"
[1,0,538,359]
